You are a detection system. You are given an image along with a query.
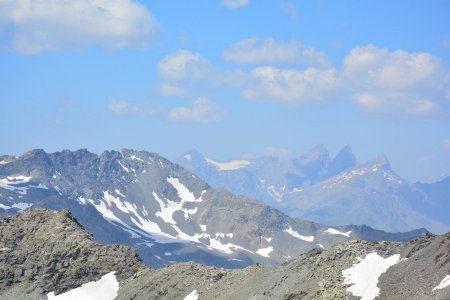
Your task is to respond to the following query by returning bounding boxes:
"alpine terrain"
[177,145,450,233]
[0,149,426,269]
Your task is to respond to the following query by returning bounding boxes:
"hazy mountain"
[1,209,448,300]
[0,149,425,269]
[176,146,449,234]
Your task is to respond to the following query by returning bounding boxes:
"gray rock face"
[177,146,450,234]
[0,208,144,298]
[0,149,427,269]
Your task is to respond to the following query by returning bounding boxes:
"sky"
[1,0,449,183]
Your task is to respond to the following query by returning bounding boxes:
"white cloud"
[221,0,250,9]
[169,98,223,122]
[344,45,450,120]
[159,83,188,97]
[280,1,299,19]
[243,66,339,103]
[443,139,450,149]
[223,38,329,67]
[107,99,157,117]
[0,0,157,54]
[158,50,212,82]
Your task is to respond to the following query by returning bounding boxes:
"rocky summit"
[1,208,449,300]
[0,149,427,269]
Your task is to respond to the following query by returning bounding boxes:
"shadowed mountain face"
[177,146,450,234]
[0,149,426,269]
[1,209,448,300]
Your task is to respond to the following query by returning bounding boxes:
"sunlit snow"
[324,228,352,237]
[205,157,251,170]
[432,275,450,291]
[256,246,274,257]
[342,252,401,300]
[47,271,119,300]
[184,289,198,300]
[284,226,314,242]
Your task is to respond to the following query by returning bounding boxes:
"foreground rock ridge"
[0,149,427,269]
[1,209,449,300]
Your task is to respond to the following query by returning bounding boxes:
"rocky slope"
[1,209,448,300]
[176,146,449,233]
[0,209,144,299]
[0,149,427,269]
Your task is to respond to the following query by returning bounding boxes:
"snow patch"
[117,160,129,173]
[0,176,33,195]
[205,157,251,170]
[130,155,145,162]
[262,236,272,243]
[184,290,198,300]
[342,252,401,300]
[266,185,283,202]
[256,246,273,257]
[0,202,33,210]
[433,275,450,291]
[284,226,314,242]
[184,154,192,160]
[29,183,49,189]
[324,228,352,237]
[200,224,207,232]
[47,271,119,300]
[0,160,9,165]
[317,243,324,249]
[115,189,125,197]
[290,187,303,193]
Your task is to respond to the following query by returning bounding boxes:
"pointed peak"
[339,144,353,154]
[177,149,205,162]
[369,154,391,169]
[299,144,329,163]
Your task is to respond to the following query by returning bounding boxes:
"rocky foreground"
[1,209,449,300]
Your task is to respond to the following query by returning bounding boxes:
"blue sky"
[1,0,449,182]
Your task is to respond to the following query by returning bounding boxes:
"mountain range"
[176,145,450,233]
[0,148,427,269]
[1,208,449,300]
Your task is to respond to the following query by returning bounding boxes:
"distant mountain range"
[0,149,427,269]
[176,145,450,233]
[1,209,448,300]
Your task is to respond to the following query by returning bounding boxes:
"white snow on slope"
[47,271,119,300]
[153,178,204,225]
[117,160,129,173]
[130,155,145,163]
[184,154,192,160]
[256,246,274,257]
[0,202,33,210]
[284,226,314,242]
[0,160,9,165]
[433,275,450,291]
[184,290,198,300]
[205,157,251,170]
[342,252,401,300]
[324,228,352,237]
[0,176,33,195]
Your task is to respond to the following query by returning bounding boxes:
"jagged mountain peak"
[297,144,330,165]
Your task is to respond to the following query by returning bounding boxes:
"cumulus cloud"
[344,45,450,120]
[0,0,157,54]
[243,66,339,103]
[443,139,450,150]
[158,50,213,82]
[159,83,188,97]
[223,38,329,67]
[221,0,250,9]
[169,98,223,122]
[107,99,157,117]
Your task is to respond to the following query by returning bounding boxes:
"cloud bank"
[0,0,158,54]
